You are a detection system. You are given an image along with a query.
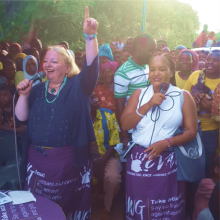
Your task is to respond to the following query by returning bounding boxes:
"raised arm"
[78,6,99,96]
[84,6,98,65]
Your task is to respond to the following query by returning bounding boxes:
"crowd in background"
[0,26,219,220]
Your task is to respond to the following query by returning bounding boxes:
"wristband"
[165,138,172,147]
[83,33,97,40]
[136,109,145,118]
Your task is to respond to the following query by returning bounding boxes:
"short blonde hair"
[47,45,80,77]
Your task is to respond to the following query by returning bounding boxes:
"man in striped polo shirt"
[114,34,156,147]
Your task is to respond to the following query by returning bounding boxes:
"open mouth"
[46,70,54,73]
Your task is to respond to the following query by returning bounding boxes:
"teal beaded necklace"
[45,75,67,103]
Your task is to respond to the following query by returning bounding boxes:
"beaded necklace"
[45,75,67,103]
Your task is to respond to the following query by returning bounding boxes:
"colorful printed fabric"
[94,85,116,114]
[211,83,220,156]
[184,70,220,131]
[114,56,149,105]
[211,83,220,122]
[93,109,120,157]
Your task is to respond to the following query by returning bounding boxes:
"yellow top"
[175,72,188,89]
[184,70,220,131]
[14,71,47,88]
[14,71,24,88]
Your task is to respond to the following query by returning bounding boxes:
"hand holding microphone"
[17,71,46,96]
[150,83,169,112]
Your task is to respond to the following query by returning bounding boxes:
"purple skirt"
[126,145,185,220]
[25,145,92,220]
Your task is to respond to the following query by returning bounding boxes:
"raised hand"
[83,6,98,35]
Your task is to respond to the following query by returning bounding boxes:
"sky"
[179,0,220,33]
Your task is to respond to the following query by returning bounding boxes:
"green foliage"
[0,0,200,50]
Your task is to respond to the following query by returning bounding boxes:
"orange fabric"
[195,31,208,47]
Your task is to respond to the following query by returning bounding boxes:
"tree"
[0,0,200,50]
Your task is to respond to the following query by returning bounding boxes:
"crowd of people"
[0,6,219,220]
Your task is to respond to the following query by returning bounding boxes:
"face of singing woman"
[43,50,70,83]
[149,56,173,87]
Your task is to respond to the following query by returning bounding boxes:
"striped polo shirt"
[114,57,149,104]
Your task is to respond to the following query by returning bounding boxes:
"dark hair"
[59,41,69,49]
[4,54,14,61]
[74,51,83,57]
[133,33,156,51]
[149,51,176,86]
[30,38,42,52]
[149,50,176,73]
[23,48,39,56]
[201,50,210,55]
[40,47,49,62]
[157,39,167,46]
[0,85,15,95]
[3,59,16,68]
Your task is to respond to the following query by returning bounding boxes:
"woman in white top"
[121,52,197,220]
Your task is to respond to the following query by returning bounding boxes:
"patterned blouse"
[94,84,116,115]
[93,109,120,157]
[211,82,220,122]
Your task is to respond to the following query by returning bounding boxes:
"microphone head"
[38,71,46,79]
[159,83,169,94]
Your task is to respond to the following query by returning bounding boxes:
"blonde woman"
[15,6,99,219]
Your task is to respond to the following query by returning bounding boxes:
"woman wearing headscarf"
[94,60,118,114]
[175,45,187,53]
[15,53,27,71]
[14,55,39,88]
[175,49,199,89]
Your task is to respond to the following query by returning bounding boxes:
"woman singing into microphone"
[121,51,198,220]
[15,6,99,219]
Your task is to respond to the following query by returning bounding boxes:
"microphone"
[29,71,46,83]
[17,71,46,91]
[152,83,169,113]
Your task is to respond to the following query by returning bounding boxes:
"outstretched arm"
[84,6,98,66]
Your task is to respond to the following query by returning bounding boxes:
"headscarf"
[101,60,118,73]
[14,53,27,61]
[175,45,187,51]
[179,49,199,71]
[98,44,114,61]
[23,55,39,86]
[10,43,22,53]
